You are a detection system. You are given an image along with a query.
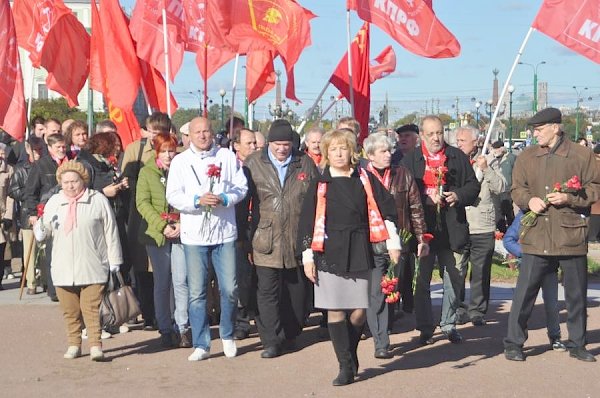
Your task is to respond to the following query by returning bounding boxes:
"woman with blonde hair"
[297,129,400,386]
[34,160,122,361]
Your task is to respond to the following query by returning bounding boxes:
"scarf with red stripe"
[311,168,389,252]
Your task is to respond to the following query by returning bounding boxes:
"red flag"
[0,0,26,141]
[107,102,141,149]
[139,58,179,113]
[330,23,371,144]
[532,0,600,64]
[347,0,460,58]
[246,51,276,103]
[13,0,90,107]
[205,0,315,101]
[370,45,396,83]
[182,0,235,81]
[90,0,141,110]
[130,0,185,82]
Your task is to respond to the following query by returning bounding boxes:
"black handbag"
[99,271,141,329]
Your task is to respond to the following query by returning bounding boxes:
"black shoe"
[282,338,296,352]
[179,329,193,348]
[260,345,281,359]
[569,347,597,362]
[419,332,434,346]
[471,316,487,327]
[442,329,463,344]
[160,333,177,349]
[374,348,393,359]
[455,311,470,325]
[233,329,249,340]
[550,339,567,352]
[504,347,525,361]
[49,295,59,302]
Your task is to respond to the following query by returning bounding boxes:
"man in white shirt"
[166,117,248,361]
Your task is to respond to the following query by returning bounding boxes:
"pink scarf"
[64,189,86,234]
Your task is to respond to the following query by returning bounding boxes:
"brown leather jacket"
[512,137,600,256]
[245,148,319,268]
[388,165,427,250]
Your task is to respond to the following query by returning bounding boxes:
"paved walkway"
[1,274,599,398]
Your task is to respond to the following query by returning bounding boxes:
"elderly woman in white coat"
[35,160,122,361]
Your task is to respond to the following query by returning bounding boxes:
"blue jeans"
[146,244,174,335]
[184,241,238,351]
[171,243,189,333]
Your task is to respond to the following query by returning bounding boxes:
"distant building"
[538,82,548,110]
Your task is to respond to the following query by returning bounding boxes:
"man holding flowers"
[166,117,248,361]
[504,108,600,362]
[400,116,480,346]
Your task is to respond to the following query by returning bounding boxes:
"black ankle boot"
[328,320,355,386]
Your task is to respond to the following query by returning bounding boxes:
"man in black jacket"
[400,116,480,345]
[22,134,68,301]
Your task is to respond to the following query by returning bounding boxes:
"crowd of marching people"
[1,106,598,384]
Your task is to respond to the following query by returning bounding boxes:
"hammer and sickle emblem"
[108,102,123,123]
[263,8,282,24]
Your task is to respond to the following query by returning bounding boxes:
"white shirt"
[166,144,248,245]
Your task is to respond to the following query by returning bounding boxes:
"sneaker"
[471,316,487,327]
[90,346,104,362]
[188,347,210,361]
[63,346,81,359]
[119,325,130,334]
[442,329,463,344]
[551,339,567,352]
[6,273,15,279]
[222,339,237,358]
[82,329,111,340]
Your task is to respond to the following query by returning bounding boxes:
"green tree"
[392,113,417,128]
[171,108,199,130]
[31,98,107,126]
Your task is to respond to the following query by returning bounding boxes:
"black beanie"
[268,119,294,142]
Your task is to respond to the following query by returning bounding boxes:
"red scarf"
[52,155,67,166]
[311,169,389,252]
[366,162,391,191]
[305,150,322,167]
[421,145,447,194]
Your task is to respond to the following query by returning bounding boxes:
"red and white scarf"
[366,162,391,191]
[311,169,389,252]
[421,145,447,197]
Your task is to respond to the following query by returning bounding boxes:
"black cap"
[527,107,562,127]
[396,123,419,134]
[268,119,294,142]
[491,140,504,149]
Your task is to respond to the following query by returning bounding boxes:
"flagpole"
[203,45,208,117]
[139,82,153,115]
[317,97,338,123]
[229,54,240,134]
[483,27,535,155]
[346,9,355,117]
[161,8,172,116]
[297,80,330,135]
[26,63,35,139]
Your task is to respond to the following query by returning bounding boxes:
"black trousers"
[588,214,600,242]
[135,271,155,325]
[459,232,495,318]
[255,265,306,349]
[504,254,588,349]
[399,252,414,312]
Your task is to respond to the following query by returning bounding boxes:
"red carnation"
[422,233,434,244]
[297,172,307,181]
[36,204,45,218]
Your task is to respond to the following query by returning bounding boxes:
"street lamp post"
[573,86,588,141]
[189,90,202,115]
[219,89,226,130]
[475,101,482,128]
[518,61,546,113]
[508,85,515,153]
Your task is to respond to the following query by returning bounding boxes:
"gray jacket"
[465,154,506,234]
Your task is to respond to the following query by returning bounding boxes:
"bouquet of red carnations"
[520,175,582,240]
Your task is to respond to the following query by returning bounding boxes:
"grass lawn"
[430,254,600,284]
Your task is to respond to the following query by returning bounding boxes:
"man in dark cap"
[244,119,319,358]
[504,107,600,362]
[391,123,420,166]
